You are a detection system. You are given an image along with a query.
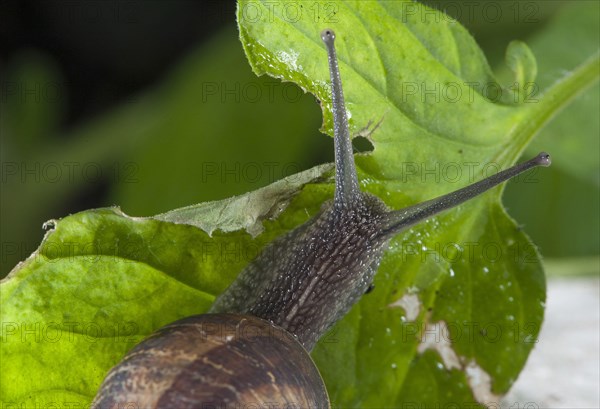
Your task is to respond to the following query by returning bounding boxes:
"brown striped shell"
[91,313,329,408]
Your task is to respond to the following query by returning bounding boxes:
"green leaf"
[0,182,335,406]
[502,40,538,104]
[1,1,598,408]
[154,164,332,237]
[503,1,600,259]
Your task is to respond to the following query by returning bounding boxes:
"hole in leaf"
[352,136,374,153]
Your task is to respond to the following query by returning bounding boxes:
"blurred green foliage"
[503,1,599,261]
[2,0,598,278]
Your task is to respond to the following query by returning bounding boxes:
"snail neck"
[209,193,389,351]
[244,194,389,351]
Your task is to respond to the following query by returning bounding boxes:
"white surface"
[503,276,600,408]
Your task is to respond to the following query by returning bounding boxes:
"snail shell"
[92,313,329,408]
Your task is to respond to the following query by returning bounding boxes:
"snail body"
[92,29,550,408]
[209,192,391,350]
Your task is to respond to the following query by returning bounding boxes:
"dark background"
[1,0,598,277]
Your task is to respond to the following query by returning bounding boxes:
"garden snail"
[92,29,551,409]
